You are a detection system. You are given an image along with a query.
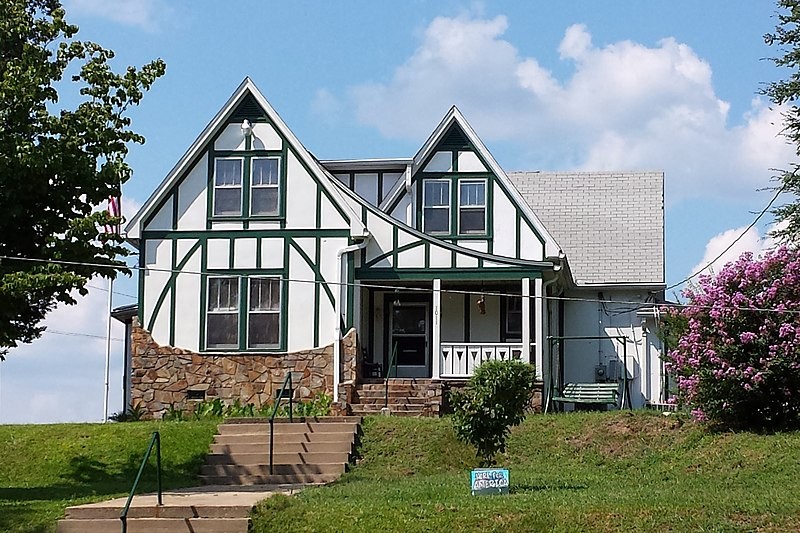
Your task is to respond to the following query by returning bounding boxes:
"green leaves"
[0,0,165,356]
[450,360,536,467]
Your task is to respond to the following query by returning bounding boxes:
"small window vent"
[230,94,266,122]
[440,125,469,150]
[187,389,205,401]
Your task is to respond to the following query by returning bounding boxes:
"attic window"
[250,157,280,216]
[213,158,243,216]
[423,179,450,234]
[458,180,486,234]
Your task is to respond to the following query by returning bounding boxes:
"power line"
[665,185,785,291]
[3,254,800,316]
[45,329,125,342]
[86,283,137,299]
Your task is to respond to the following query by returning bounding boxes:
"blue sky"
[1,0,794,423]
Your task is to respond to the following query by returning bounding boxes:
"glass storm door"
[389,303,429,378]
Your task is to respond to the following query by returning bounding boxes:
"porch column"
[522,278,531,364]
[432,278,441,380]
[534,277,544,378]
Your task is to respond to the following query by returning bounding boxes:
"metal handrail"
[269,372,294,475]
[384,342,398,409]
[120,431,162,533]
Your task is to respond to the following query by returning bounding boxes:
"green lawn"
[252,412,800,532]
[0,421,218,533]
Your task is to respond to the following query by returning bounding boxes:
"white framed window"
[458,179,486,234]
[206,277,239,349]
[423,179,450,234]
[250,157,280,216]
[213,158,243,216]
[248,277,281,348]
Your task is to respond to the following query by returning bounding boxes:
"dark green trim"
[206,152,214,230]
[288,239,335,308]
[199,242,207,349]
[146,240,203,333]
[255,238,262,269]
[281,238,290,350]
[424,242,430,268]
[365,241,425,268]
[313,238,321,346]
[368,288,375,360]
[346,254,354,329]
[142,229,349,240]
[212,149,283,158]
[377,173,384,204]
[464,292,470,343]
[228,239,235,269]
[169,239,177,345]
[515,210,521,259]
[138,243,146,324]
[356,268,544,281]
[171,191,178,231]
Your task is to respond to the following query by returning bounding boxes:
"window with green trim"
[206,277,239,348]
[213,158,243,216]
[458,179,486,234]
[251,158,280,216]
[248,277,280,348]
[423,179,450,233]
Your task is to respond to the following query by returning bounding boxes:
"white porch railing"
[439,342,535,379]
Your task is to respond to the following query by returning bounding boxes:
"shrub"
[665,246,800,429]
[450,360,536,466]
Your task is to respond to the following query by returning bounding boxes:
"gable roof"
[125,78,366,240]
[409,106,562,259]
[508,171,665,288]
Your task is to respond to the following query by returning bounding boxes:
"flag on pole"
[105,196,121,235]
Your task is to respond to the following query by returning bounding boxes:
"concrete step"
[223,416,362,424]
[199,473,337,486]
[57,517,249,533]
[212,432,354,445]
[65,503,250,520]
[210,441,353,455]
[216,422,359,435]
[201,463,345,477]
[205,451,350,465]
[355,395,426,404]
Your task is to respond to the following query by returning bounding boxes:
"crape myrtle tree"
[765,0,800,239]
[0,0,165,357]
[664,247,800,430]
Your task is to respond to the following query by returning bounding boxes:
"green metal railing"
[269,372,295,475]
[384,342,398,409]
[120,431,162,533]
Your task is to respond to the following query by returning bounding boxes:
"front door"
[389,302,429,377]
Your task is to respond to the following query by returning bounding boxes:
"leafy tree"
[0,0,165,357]
[664,247,800,430]
[764,0,800,240]
[450,360,536,466]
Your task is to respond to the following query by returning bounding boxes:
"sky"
[1,0,795,423]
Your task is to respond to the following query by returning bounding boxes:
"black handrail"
[120,431,162,533]
[269,372,294,475]
[384,342,398,409]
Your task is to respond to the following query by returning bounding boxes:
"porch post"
[534,277,544,378]
[522,278,531,364]
[432,278,441,380]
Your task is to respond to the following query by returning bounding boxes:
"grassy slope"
[0,421,217,533]
[252,412,800,532]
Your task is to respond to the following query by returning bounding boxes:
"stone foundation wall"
[130,318,358,419]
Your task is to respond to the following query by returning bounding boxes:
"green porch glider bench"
[552,383,620,409]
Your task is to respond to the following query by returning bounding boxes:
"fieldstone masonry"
[130,318,358,419]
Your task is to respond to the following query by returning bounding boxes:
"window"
[505,296,522,339]
[248,277,280,348]
[251,158,280,216]
[213,158,243,216]
[207,277,239,348]
[423,180,450,233]
[459,180,486,234]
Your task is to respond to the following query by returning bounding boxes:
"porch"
[355,276,546,381]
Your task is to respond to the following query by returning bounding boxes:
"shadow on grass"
[510,482,588,494]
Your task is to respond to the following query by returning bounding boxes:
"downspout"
[334,235,370,402]
[542,252,564,413]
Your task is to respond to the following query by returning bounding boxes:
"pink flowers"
[664,246,800,429]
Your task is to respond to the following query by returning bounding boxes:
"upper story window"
[459,180,486,234]
[251,157,280,216]
[213,158,243,216]
[423,179,450,234]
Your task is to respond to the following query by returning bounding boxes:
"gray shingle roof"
[507,171,664,287]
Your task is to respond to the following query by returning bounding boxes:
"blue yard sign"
[470,468,510,496]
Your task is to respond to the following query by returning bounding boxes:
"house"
[120,78,666,418]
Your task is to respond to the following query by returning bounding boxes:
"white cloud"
[341,16,795,202]
[65,0,172,31]
[690,221,786,277]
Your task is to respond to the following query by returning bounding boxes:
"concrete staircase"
[200,417,361,485]
[56,416,361,533]
[350,378,434,416]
